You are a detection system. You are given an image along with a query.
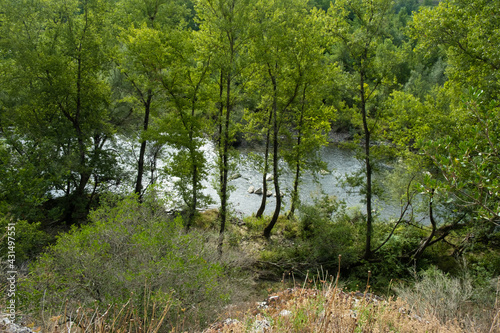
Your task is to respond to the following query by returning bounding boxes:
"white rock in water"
[273,191,284,197]
[266,173,273,181]
[266,190,272,197]
[229,172,242,181]
[320,169,330,175]
[247,185,255,193]
[254,187,263,195]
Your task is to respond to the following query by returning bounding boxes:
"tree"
[112,0,192,200]
[247,0,321,238]
[0,0,118,224]
[326,0,401,259]
[392,0,500,259]
[282,9,334,218]
[410,0,500,99]
[156,28,213,229]
[195,0,252,253]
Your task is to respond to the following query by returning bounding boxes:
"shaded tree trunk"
[135,89,153,200]
[413,189,437,262]
[264,73,281,239]
[256,107,273,218]
[218,70,232,256]
[289,84,307,218]
[360,70,373,260]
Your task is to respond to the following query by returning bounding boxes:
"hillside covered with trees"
[1,0,499,331]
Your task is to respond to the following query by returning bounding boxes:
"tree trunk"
[413,189,437,261]
[66,55,91,224]
[218,71,231,256]
[264,75,281,239]
[360,71,373,260]
[289,85,307,218]
[135,89,153,200]
[256,108,273,218]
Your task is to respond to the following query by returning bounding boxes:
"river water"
[194,141,403,221]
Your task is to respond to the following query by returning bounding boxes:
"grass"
[203,278,482,333]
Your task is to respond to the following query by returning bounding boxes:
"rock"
[256,301,268,310]
[252,318,271,333]
[229,172,242,181]
[265,173,273,181]
[0,313,34,333]
[247,185,255,193]
[273,191,284,197]
[254,187,263,195]
[320,169,330,175]
[223,318,240,326]
[266,190,272,197]
[279,309,292,317]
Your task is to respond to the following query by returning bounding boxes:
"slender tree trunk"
[187,151,198,230]
[264,75,281,239]
[256,108,273,218]
[289,133,302,218]
[67,55,91,224]
[413,189,437,261]
[218,71,231,256]
[135,89,153,200]
[186,65,209,230]
[186,118,198,230]
[289,85,307,218]
[360,70,373,260]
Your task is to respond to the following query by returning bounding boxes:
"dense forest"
[1,0,499,331]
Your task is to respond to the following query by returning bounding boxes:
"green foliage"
[0,217,51,264]
[394,266,499,330]
[256,197,362,275]
[421,89,500,226]
[19,195,233,327]
[0,0,121,224]
[410,0,500,98]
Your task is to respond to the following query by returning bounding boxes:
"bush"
[0,216,51,264]
[19,194,236,330]
[394,266,500,331]
[255,197,362,277]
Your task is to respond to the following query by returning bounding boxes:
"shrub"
[394,266,500,331]
[0,216,51,264]
[18,194,236,330]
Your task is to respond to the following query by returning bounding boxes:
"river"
[193,141,403,221]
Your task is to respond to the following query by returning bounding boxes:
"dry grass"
[25,290,173,333]
[202,284,466,333]
[201,262,499,333]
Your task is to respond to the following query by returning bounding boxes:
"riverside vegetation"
[1,195,499,332]
[1,0,500,331]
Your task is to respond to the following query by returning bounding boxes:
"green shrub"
[0,216,51,263]
[255,197,362,276]
[394,266,499,330]
[19,194,235,330]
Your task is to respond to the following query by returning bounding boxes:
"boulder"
[229,172,242,181]
[320,169,330,175]
[266,173,273,181]
[266,190,273,197]
[254,187,263,195]
[247,185,255,193]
